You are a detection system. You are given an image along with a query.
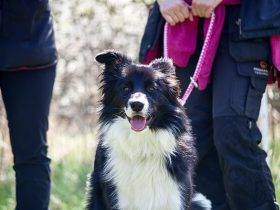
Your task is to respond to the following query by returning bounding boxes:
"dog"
[86,50,211,210]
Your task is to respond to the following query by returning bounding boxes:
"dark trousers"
[176,34,277,210]
[0,66,56,210]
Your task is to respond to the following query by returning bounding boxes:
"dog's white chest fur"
[101,117,182,210]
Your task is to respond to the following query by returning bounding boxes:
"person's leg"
[212,35,278,210]
[0,66,56,210]
[177,61,229,210]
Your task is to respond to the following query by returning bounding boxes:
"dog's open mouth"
[128,115,152,132]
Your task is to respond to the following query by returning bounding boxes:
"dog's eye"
[123,86,131,92]
[147,85,156,92]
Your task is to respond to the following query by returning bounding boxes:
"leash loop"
[190,76,198,88]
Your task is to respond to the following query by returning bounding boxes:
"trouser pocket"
[230,61,268,120]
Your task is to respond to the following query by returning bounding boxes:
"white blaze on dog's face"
[124,92,149,132]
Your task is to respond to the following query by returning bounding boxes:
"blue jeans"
[0,66,56,210]
[176,33,277,210]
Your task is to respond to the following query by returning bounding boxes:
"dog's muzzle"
[125,92,150,132]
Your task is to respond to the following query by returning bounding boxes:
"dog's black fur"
[86,50,211,210]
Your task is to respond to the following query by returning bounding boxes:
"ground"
[0,133,279,210]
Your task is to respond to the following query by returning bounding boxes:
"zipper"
[0,0,2,29]
[236,18,243,37]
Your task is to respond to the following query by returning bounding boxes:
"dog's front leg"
[86,146,108,210]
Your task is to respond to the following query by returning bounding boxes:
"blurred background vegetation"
[0,0,279,209]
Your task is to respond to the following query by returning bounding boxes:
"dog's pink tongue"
[130,116,146,132]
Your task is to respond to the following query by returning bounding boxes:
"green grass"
[0,159,92,210]
[271,139,280,202]
[0,138,279,210]
[0,155,92,210]
[50,156,91,210]
[0,169,15,210]
[0,134,95,210]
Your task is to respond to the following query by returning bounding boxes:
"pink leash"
[164,13,216,106]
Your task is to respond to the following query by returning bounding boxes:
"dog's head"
[96,50,182,132]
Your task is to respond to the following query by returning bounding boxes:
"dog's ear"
[150,58,180,99]
[95,50,131,67]
[150,58,175,75]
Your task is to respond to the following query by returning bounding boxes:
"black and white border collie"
[86,50,211,210]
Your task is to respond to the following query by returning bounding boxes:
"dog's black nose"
[130,101,144,112]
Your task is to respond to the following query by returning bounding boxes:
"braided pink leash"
[164,13,216,106]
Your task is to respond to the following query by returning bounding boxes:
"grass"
[0,133,96,210]
[0,169,14,210]
[0,157,92,210]
[271,139,280,202]
[49,133,96,210]
[0,135,279,210]
[50,156,92,210]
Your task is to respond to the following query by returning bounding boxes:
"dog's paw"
[190,193,212,210]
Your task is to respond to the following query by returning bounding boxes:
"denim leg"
[0,67,56,210]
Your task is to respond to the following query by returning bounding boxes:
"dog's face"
[96,50,181,132]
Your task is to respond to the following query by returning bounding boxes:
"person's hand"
[191,0,223,18]
[158,0,193,26]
